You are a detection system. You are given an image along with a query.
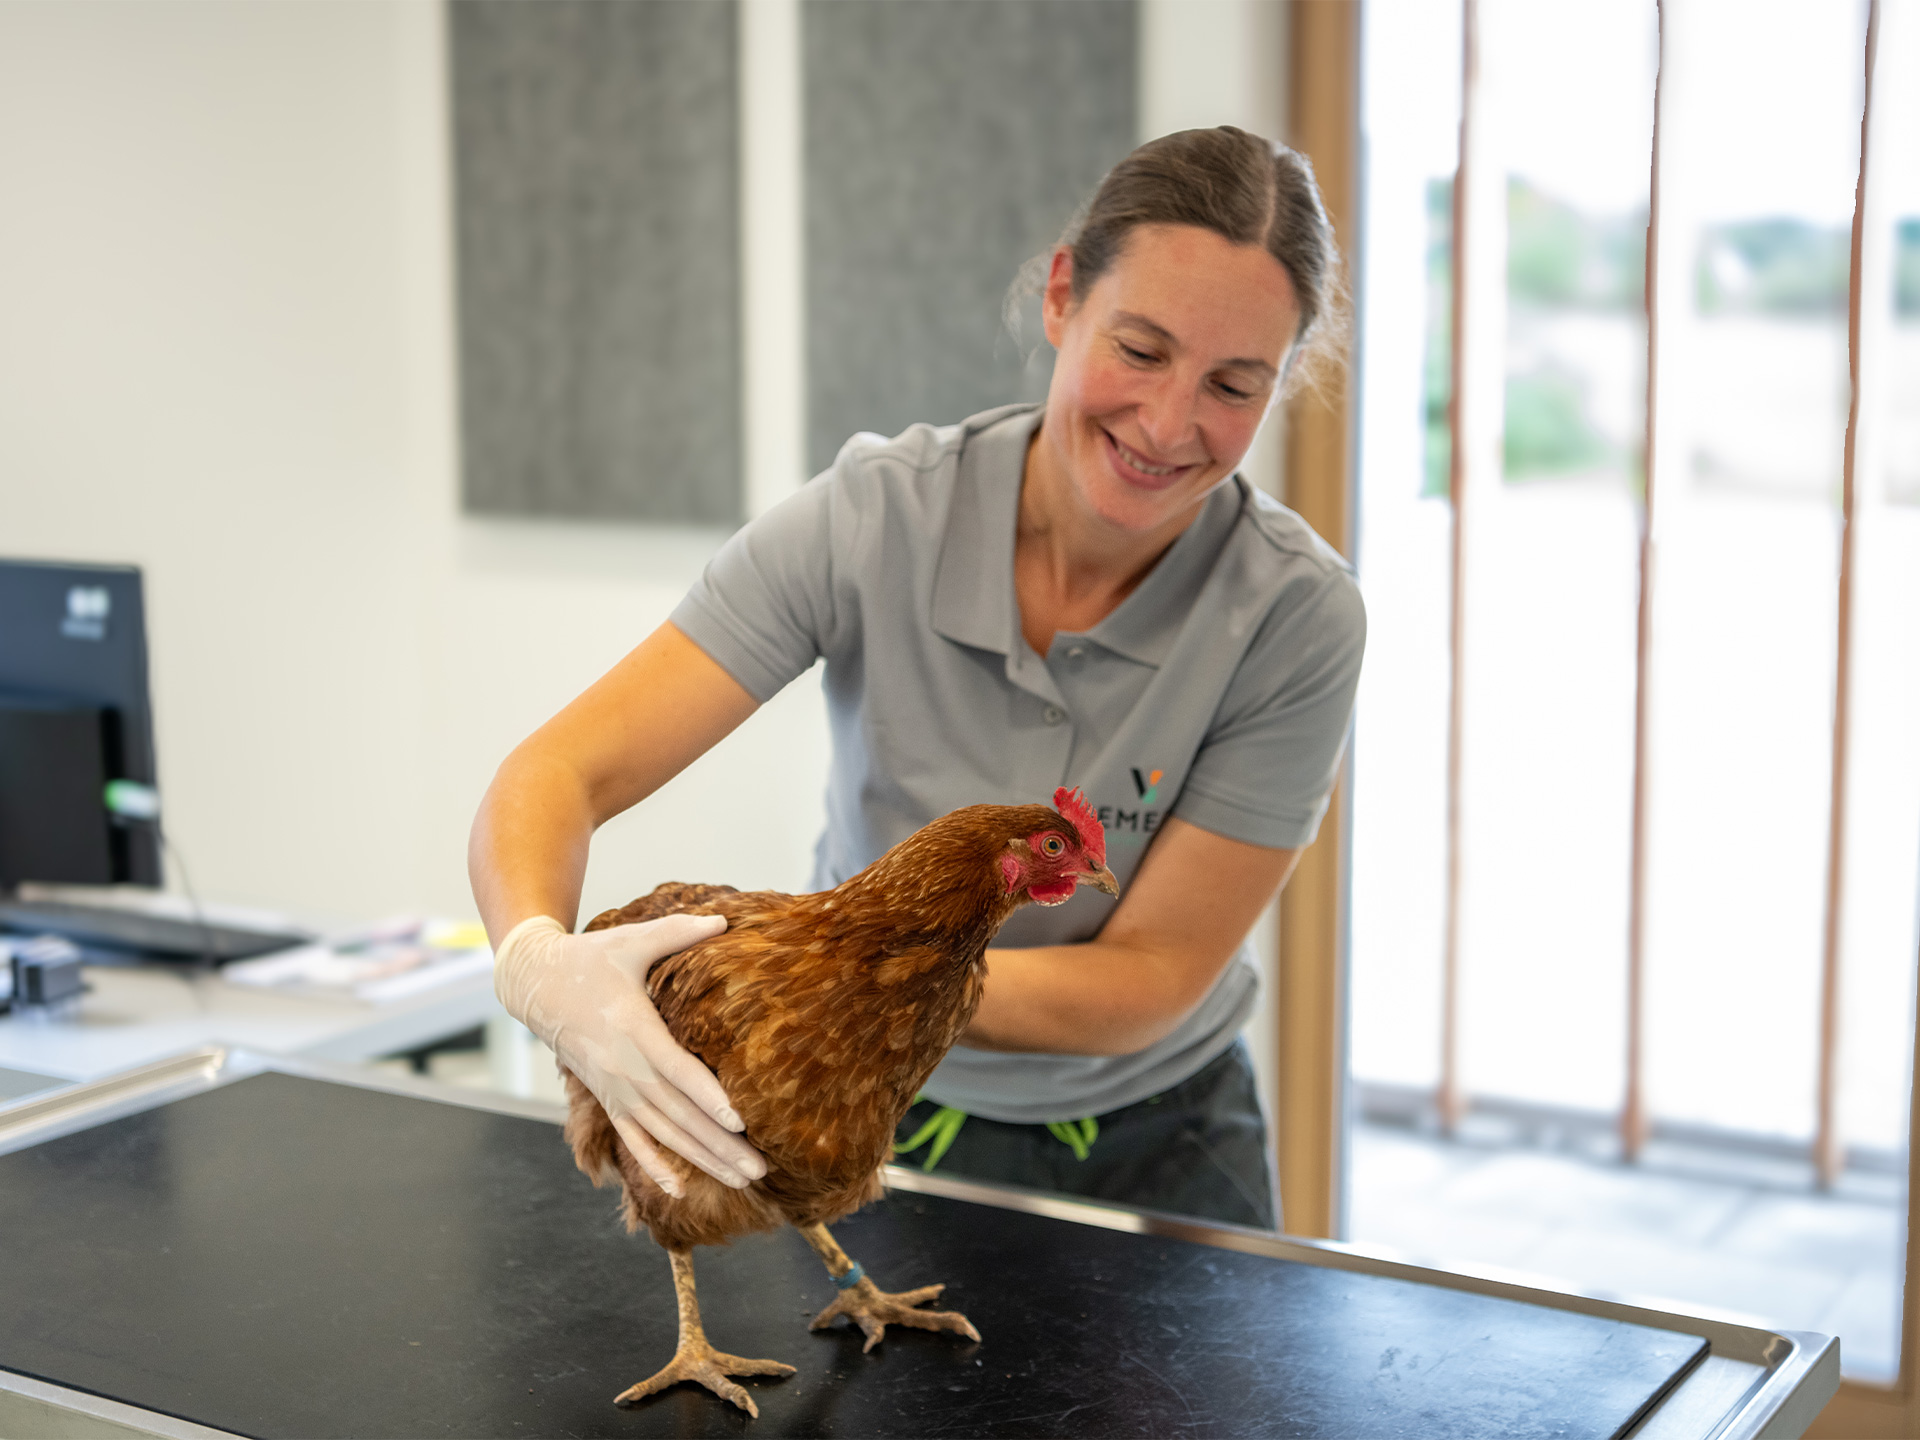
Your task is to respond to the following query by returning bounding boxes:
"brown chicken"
[561,787,1118,1416]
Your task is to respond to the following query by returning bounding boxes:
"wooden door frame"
[1275,0,1359,1242]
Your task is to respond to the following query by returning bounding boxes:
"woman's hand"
[492,911,767,1197]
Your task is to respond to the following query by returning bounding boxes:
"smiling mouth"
[1104,430,1193,482]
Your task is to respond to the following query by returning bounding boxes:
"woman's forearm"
[958,817,1303,1058]
[962,936,1228,1056]
[469,746,600,944]
[467,622,763,949]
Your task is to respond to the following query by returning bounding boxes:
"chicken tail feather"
[560,1064,622,1188]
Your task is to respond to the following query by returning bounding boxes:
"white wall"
[0,0,829,927]
[0,0,1293,978]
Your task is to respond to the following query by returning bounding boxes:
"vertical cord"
[153,824,218,968]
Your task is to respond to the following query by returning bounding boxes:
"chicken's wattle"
[1028,878,1078,905]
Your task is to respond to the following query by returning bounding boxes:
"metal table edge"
[0,1369,247,1440]
[1,1047,1841,1439]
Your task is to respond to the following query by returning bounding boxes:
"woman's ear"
[1041,247,1075,347]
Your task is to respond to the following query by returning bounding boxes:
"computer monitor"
[0,559,161,889]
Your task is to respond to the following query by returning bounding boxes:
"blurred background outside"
[1352,0,1920,1385]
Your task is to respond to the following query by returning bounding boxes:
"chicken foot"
[615,1247,795,1417]
[798,1221,981,1353]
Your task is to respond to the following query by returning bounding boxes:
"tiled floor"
[1349,1121,1905,1382]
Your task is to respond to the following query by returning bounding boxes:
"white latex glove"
[492,912,766,1197]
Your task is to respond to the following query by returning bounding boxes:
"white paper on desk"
[355,948,494,1003]
[220,944,344,988]
[221,933,494,1004]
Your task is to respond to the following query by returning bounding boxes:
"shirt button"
[1064,645,1086,662]
[1043,705,1066,726]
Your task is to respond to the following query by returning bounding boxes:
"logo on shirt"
[1096,766,1167,845]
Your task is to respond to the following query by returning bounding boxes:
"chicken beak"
[1080,863,1121,898]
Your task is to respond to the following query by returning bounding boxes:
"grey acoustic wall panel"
[804,0,1138,474]
[451,1,741,524]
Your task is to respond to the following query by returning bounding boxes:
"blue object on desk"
[3,936,85,1009]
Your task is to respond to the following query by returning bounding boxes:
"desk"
[0,1048,1838,1439]
[0,963,499,1091]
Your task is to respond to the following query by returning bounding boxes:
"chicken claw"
[808,1273,981,1354]
[615,1338,796,1418]
[617,1246,795,1417]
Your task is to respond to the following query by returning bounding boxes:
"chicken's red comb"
[1053,786,1106,868]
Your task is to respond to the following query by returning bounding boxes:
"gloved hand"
[492,913,766,1197]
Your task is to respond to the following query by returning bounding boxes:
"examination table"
[0,1049,1837,1438]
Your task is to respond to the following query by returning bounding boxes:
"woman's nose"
[1133,378,1201,458]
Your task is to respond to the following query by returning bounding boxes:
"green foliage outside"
[1422,177,1454,499]
[1504,179,1642,483]
[1507,178,1646,312]
[1504,370,1612,475]
[1419,176,1661,494]
[1696,218,1850,315]
[1897,218,1920,318]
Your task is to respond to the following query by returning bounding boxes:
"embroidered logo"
[1130,767,1163,805]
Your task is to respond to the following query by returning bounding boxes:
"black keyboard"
[0,899,310,964]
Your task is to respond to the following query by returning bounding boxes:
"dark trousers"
[893,1042,1278,1230]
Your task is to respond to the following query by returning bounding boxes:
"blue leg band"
[832,1261,865,1291]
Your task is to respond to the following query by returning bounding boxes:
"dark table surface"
[0,1072,1707,1438]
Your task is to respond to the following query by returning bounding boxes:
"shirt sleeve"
[1173,565,1368,850]
[669,477,842,703]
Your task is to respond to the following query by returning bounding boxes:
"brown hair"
[1013,126,1347,394]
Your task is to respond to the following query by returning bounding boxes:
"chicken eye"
[1041,835,1065,857]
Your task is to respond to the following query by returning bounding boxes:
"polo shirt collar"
[930,405,1042,657]
[930,404,1247,670]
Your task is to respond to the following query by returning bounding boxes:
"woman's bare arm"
[963,817,1302,1056]
[468,622,760,945]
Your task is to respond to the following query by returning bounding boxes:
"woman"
[471,127,1363,1231]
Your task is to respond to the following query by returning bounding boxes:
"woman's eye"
[1119,343,1157,364]
[1214,378,1254,402]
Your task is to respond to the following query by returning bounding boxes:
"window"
[1351,0,1919,1387]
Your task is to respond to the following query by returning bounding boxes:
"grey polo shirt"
[671,403,1365,1123]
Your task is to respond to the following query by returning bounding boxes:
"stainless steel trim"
[0,1044,568,1158]
[0,1046,236,1157]
[0,1369,246,1440]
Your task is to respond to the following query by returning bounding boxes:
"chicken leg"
[615,1247,795,1417]
[798,1222,981,1352]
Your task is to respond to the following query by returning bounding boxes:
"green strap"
[893,1103,969,1172]
[1044,1115,1100,1161]
[896,1102,1100,1169]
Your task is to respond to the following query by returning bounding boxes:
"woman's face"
[1039,223,1302,535]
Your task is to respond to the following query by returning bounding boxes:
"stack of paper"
[222,918,492,1004]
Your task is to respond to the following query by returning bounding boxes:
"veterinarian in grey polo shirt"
[672,403,1365,1212]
